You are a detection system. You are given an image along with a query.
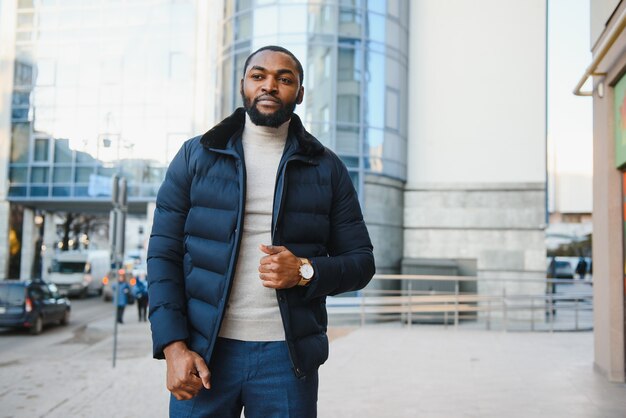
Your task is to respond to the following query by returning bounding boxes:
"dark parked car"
[554,261,575,279]
[0,279,71,335]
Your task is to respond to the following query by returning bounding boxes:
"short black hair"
[242,45,304,87]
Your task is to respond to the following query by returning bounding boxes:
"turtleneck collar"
[242,112,290,145]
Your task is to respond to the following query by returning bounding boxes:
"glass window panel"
[234,49,249,88]
[11,123,30,163]
[279,5,307,34]
[34,138,49,161]
[75,167,93,182]
[237,0,253,11]
[253,6,278,38]
[337,95,360,124]
[31,167,48,182]
[386,18,401,48]
[364,51,384,128]
[9,167,28,183]
[338,46,361,81]
[308,4,335,34]
[224,18,233,44]
[14,61,33,87]
[96,166,116,177]
[364,128,384,154]
[52,186,70,196]
[308,122,332,147]
[75,150,94,163]
[166,133,187,164]
[336,125,359,154]
[339,7,362,37]
[9,186,27,197]
[18,0,34,8]
[17,12,34,28]
[385,88,399,130]
[367,0,385,14]
[74,186,89,196]
[382,132,404,162]
[12,91,30,107]
[222,56,230,117]
[54,138,73,163]
[12,107,29,121]
[366,12,385,43]
[52,167,71,183]
[340,155,359,168]
[31,186,48,196]
[235,12,251,41]
[388,0,400,18]
[169,52,191,80]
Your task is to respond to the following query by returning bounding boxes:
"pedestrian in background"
[576,257,588,280]
[148,45,375,417]
[133,277,149,322]
[113,275,130,324]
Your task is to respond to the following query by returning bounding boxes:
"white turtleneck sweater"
[218,113,289,341]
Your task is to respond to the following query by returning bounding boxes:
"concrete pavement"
[1,315,625,417]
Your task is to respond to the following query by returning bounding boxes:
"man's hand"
[163,341,211,400]
[258,244,301,289]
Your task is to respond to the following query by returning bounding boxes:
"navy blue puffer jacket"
[148,108,375,377]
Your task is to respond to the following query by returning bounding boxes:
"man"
[133,276,149,322]
[148,45,375,417]
[113,275,130,324]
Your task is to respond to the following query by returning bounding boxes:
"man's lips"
[255,95,280,105]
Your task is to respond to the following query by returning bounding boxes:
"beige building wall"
[590,0,626,383]
[405,0,547,295]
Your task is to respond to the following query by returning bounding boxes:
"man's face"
[240,50,304,127]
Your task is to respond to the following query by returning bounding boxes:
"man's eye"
[251,74,263,80]
[279,78,292,84]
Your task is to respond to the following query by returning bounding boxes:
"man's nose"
[261,76,278,93]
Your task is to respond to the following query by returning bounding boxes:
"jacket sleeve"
[147,142,193,359]
[304,154,375,301]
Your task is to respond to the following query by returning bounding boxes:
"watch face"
[300,263,314,279]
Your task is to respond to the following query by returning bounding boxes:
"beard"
[241,91,297,128]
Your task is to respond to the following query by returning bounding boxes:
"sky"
[547,0,593,213]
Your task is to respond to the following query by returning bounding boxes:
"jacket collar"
[200,107,325,157]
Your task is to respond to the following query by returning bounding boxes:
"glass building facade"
[220,0,409,195]
[7,0,211,209]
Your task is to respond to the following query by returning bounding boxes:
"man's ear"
[240,78,244,96]
[296,86,304,105]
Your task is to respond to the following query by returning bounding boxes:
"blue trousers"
[169,338,318,418]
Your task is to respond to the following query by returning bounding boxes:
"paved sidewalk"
[2,318,626,417]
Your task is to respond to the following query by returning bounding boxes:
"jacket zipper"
[272,153,317,378]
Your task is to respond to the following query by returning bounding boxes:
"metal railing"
[327,274,593,332]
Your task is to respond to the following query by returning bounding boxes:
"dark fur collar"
[200,107,325,157]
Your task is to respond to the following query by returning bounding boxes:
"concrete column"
[41,212,58,279]
[591,51,626,383]
[20,208,36,280]
[0,201,10,277]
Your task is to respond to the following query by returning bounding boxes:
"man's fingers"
[194,357,211,389]
[258,263,278,273]
[259,244,286,255]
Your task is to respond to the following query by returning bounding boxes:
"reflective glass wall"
[220,0,409,194]
[9,0,204,202]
